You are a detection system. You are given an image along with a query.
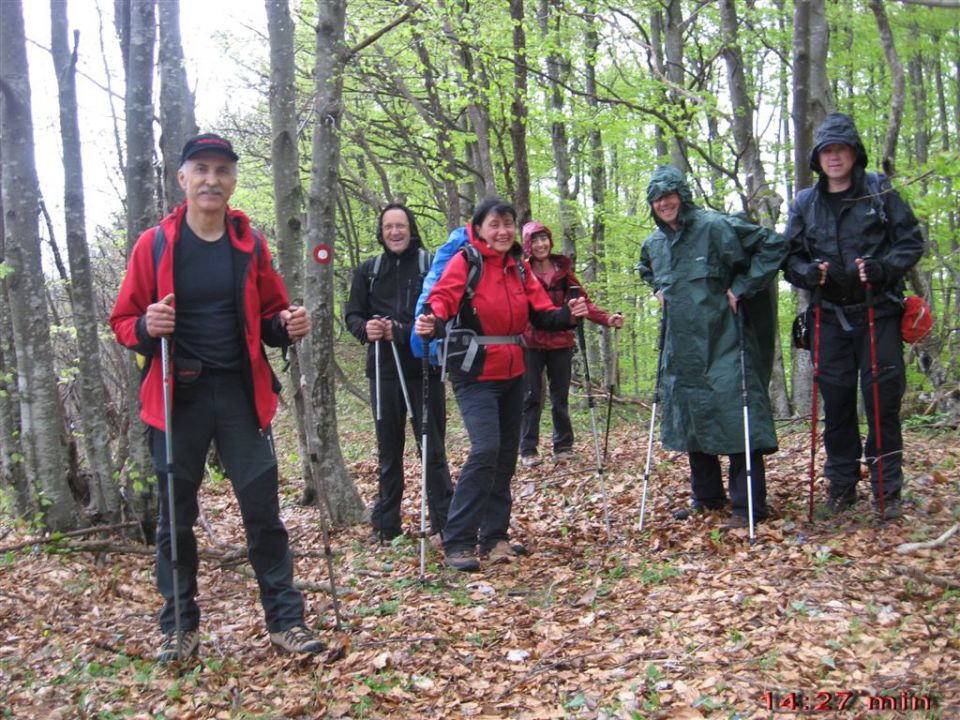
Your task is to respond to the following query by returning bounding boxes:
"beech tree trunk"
[537,0,582,257]
[265,0,317,503]
[509,0,531,225]
[719,0,790,418]
[119,0,158,529]
[51,0,120,521]
[663,0,688,171]
[0,0,79,531]
[0,152,30,515]
[307,0,364,525]
[869,0,905,176]
[157,0,197,212]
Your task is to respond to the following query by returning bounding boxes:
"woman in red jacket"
[415,198,587,571]
[519,222,624,468]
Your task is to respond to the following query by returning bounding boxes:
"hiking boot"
[444,549,480,572]
[156,628,200,663]
[486,540,518,564]
[552,449,574,463]
[428,532,444,550]
[877,497,904,520]
[723,515,750,530]
[368,529,401,546]
[270,625,325,655]
[672,505,705,520]
[818,487,857,519]
[521,454,543,469]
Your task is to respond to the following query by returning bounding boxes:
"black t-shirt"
[823,186,856,229]
[173,223,242,369]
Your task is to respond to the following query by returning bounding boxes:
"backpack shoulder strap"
[367,253,384,294]
[250,226,265,260]
[152,225,167,272]
[418,247,431,277]
[461,245,484,300]
[864,172,890,225]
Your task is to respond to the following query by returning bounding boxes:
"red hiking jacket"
[522,254,612,350]
[427,226,574,381]
[110,203,291,431]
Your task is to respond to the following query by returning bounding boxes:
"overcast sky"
[22,0,268,241]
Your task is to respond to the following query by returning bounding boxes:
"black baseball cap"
[180,133,239,164]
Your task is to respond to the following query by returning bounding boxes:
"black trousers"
[520,347,575,457]
[369,373,453,538]
[150,370,304,634]
[816,313,904,500]
[688,451,767,521]
[444,377,524,554]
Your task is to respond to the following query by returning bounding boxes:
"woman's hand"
[568,297,588,318]
[609,312,624,329]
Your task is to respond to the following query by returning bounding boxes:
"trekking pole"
[570,286,612,540]
[864,282,886,521]
[386,321,421,457]
[372,315,384,545]
[160,333,184,659]
[638,309,667,533]
[373,316,383,423]
[288,316,343,629]
[418,304,433,582]
[808,286,822,523]
[735,306,756,544]
[602,313,622,463]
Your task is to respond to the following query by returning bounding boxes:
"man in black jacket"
[784,113,924,519]
[344,203,453,543]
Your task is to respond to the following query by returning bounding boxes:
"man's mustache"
[199,187,223,195]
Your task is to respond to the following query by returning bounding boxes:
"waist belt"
[441,332,523,380]
[821,298,869,331]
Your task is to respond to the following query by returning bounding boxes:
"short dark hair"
[471,197,516,236]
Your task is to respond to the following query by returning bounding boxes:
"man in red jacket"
[111,133,322,662]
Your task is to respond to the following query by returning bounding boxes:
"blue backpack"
[409,226,526,372]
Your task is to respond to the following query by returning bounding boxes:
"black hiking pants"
[688,451,768,521]
[150,370,304,635]
[369,374,453,539]
[816,312,904,501]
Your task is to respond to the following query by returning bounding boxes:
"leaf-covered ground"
[1,422,958,719]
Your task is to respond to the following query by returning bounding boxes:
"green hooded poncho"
[637,166,787,455]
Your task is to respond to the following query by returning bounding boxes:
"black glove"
[802,262,823,288]
[860,258,887,285]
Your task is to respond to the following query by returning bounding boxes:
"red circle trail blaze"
[313,244,332,264]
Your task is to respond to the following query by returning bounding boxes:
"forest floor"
[1,406,958,719]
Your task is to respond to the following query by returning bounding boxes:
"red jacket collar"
[160,201,255,251]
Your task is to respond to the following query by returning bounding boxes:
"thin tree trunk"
[265,0,316,504]
[537,0,582,258]
[120,0,158,530]
[157,0,198,212]
[0,150,31,515]
[649,7,669,162]
[719,0,790,418]
[583,2,607,377]
[0,0,79,531]
[509,0,531,225]
[51,0,120,521]
[868,0,905,176]
[308,0,364,525]
[663,0,688,171]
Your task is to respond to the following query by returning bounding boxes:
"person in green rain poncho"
[637,166,788,529]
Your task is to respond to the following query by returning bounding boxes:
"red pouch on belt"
[901,295,933,343]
